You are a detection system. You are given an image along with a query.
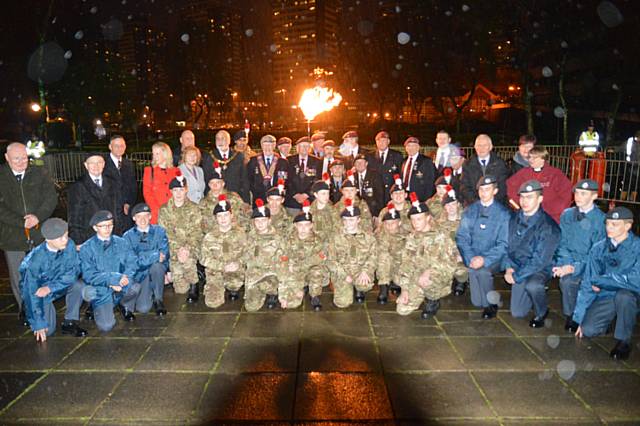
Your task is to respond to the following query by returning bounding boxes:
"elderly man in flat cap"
[19,218,87,342]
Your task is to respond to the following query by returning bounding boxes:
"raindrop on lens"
[542,66,553,78]
[556,360,576,380]
[553,106,565,118]
[546,335,560,349]
[397,32,410,45]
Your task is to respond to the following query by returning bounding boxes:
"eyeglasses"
[95,223,114,229]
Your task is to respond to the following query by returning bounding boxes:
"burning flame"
[298,86,343,121]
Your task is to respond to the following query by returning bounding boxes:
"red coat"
[506,164,573,224]
[143,166,180,224]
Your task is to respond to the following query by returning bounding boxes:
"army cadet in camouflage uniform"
[426,176,449,220]
[200,195,247,308]
[328,198,377,308]
[158,175,203,303]
[375,202,409,304]
[309,176,337,242]
[333,172,373,231]
[279,206,330,311]
[396,194,457,318]
[377,175,412,234]
[200,165,250,233]
[266,180,292,236]
[436,189,469,296]
[242,199,287,311]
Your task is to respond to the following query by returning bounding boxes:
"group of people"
[1,129,638,361]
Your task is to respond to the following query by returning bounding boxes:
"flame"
[298,86,343,121]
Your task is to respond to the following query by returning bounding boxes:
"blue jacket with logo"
[456,200,510,269]
[123,225,169,283]
[555,206,606,278]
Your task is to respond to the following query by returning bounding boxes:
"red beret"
[311,132,326,142]
[342,130,358,139]
[404,136,420,146]
[375,131,389,140]
[277,137,292,146]
[295,136,311,145]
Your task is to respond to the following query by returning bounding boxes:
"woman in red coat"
[143,142,179,223]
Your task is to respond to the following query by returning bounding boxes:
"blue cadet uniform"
[502,180,560,325]
[573,207,640,360]
[456,175,510,318]
[19,218,87,338]
[80,210,140,332]
[554,179,606,324]
[123,203,169,316]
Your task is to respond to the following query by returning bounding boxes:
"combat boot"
[564,316,579,333]
[452,279,466,296]
[421,299,440,319]
[529,309,548,328]
[389,282,401,295]
[482,304,498,319]
[186,283,199,304]
[377,284,388,304]
[266,294,278,309]
[61,320,88,337]
[311,296,322,311]
[355,290,366,304]
[610,340,631,360]
[153,300,167,316]
[228,290,240,301]
[84,304,95,321]
[119,305,136,322]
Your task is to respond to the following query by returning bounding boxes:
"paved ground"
[0,265,639,425]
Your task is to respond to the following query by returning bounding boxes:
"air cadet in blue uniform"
[502,180,560,327]
[19,218,87,342]
[123,203,170,316]
[553,179,606,332]
[574,207,640,360]
[456,175,510,319]
[80,210,141,332]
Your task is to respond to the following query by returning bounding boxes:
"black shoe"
[564,317,579,333]
[266,294,278,309]
[186,284,199,304]
[355,290,365,304]
[119,305,136,322]
[377,285,388,304]
[482,304,498,319]
[529,310,549,328]
[304,285,309,295]
[453,279,466,296]
[84,305,95,321]
[389,283,401,295]
[311,296,322,311]
[153,300,167,316]
[61,321,88,337]
[421,299,440,319]
[228,290,240,301]
[610,340,631,360]
[19,307,29,327]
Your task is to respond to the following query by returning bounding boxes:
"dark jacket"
[285,154,323,209]
[247,154,289,204]
[354,168,385,217]
[399,154,436,201]
[456,200,511,269]
[67,174,122,244]
[460,152,510,207]
[573,233,640,324]
[366,149,404,205]
[0,164,57,251]
[210,148,250,203]
[510,152,529,175]
[329,177,344,204]
[103,154,137,229]
[20,239,80,331]
[502,208,560,283]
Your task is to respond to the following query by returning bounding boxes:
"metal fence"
[42,146,639,204]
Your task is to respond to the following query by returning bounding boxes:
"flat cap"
[41,218,68,240]
[90,210,113,227]
[518,179,543,194]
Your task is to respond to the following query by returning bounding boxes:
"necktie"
[381,152,386,164]
[359,174,364,195]
[481,159,487,170]
[16,174,22,183]
[404,157,413,187]
[103,240,111,250]
[576,211,586,221]
[301,159,306,172]
[222,152,227,161]
[265,157,271,169]
[117,159,122,170]
[54,250,62,260]
[140,231,148,243]
[439,154,446,168]
[95,178,101,187]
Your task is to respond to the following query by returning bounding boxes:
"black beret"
[606,207,633,220]
[573,179,599,192]
[131,203,151,217]
[518,179,543,194]
[90,210,114,227]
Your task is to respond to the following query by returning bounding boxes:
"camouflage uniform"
[270,208,292,236]
[377,202,412,234]
[200,224,246,308]
[310,200,337,242]
[375,225,409,286]
[242,226,286,312]
[436,211,469,284]
[396,226,457,315]
[426,195,444,220]
[279,231,330,308]
[158,198,202,293]
[200,190,250,232]
[328,229,377,308]
[333,198,373,229]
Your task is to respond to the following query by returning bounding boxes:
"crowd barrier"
[41,146,639,204]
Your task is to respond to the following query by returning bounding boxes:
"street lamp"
[30,103,42,112]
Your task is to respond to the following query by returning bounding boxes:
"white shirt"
[12,170,24,180]
[110,153,122,168]
[219,149,230,159]
[436,145,451,167]
[89,174,102,187]
[378,149,389,164]
[403,154,419,189]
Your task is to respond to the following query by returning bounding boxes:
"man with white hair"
[173,129,215,190]
[211,130,250,203]
[460,134,510,206]
[0,142,57,325]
